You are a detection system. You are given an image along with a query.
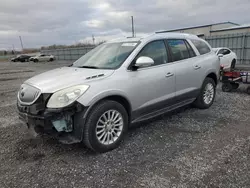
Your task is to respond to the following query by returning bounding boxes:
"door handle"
[194,65,201,70]
[165,72,174,77]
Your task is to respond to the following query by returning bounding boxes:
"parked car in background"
[17,33,220,153]
[29,56,36,62]
[30,54,54,62]
[213,47,237,70]
[11,55,31,62]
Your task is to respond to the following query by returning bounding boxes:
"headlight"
[47,85,89,108]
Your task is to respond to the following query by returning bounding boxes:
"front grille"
[17,94,51,115]
[18,84,41,105]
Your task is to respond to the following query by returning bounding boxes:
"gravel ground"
[0,61,250,188]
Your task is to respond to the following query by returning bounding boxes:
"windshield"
[72,42,138,69]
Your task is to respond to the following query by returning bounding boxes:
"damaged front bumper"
[17,94,88,144]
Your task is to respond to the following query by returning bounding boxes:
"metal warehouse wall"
[41,47,94,61]
[205,33,250,65]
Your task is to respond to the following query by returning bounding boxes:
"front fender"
[77,89,130,107]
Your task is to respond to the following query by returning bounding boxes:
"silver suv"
[17,33,220,152]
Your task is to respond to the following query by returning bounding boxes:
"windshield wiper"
[78,65,99,69]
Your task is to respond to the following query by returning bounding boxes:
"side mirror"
[218,54,224,58]
[135,56,154,68]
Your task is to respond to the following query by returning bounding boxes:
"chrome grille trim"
[17,84,41,105]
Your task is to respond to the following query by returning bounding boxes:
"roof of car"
[107,32,199,43]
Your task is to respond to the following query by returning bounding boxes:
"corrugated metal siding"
[205,33,250,65]
[41,33,250,65]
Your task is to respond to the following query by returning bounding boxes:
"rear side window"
[191,39,211,55]
[185,41,196,57]
[167,39,190,61]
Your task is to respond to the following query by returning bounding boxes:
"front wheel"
[34,59,38,63]
[193,77,216,109]
[83,100,128,153]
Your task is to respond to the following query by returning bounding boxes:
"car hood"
[25,66,114,93]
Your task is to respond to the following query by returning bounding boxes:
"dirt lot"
[0,61,250,188]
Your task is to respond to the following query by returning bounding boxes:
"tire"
[34,59,38,63]
[247,87,250,95]
[222,83,233,92]
[49,58,54,61]
[231,83,239,90]
[83,100,128,153]
[193,77,216,109]
[231,59,236,70]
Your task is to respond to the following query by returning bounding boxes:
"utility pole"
[19,36,24,51]
[131,16,135,37]
[12,44,15,54]
[92,34,95,45]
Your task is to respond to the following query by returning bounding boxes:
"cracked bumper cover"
[17,99,88,144]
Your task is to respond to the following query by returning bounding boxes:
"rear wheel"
[83,100,128,153]
[193,77,216,109]
[231,83,239,90]
[247,87,250,95]
[34,59,38,63]
[222,83,233,92]
[49,58,54,61]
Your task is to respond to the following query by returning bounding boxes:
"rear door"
[166,39,203,103]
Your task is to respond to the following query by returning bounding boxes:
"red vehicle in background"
[221,67,250,94]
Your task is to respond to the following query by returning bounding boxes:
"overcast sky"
[1,0,250,50]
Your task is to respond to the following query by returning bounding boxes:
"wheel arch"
[83,94,132,123]
[206,72,218,85]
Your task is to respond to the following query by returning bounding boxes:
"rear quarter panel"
[203,52,220,83]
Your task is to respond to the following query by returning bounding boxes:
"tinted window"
[167,39,190,61]
[136,40,168,66]
[191,39,211,55]
[223,49,230,55]
[185,41,196,57]
[218,49,224,55]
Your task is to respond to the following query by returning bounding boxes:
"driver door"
[128,40,176,121]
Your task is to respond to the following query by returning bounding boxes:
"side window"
[136,40,168,66]
[223,49,230,55]
[167,39,190,61]
[185,41,196,57]
[191,39,211,55]
[218,49,224,55]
